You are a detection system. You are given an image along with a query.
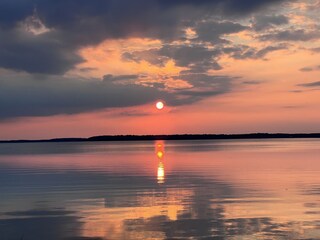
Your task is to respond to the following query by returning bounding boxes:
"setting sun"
[156,101,164,110]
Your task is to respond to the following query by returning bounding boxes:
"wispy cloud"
[297,81,320,87]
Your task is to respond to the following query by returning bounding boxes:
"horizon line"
[1,133,320,143]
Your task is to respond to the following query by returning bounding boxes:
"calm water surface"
[0,139,319,239]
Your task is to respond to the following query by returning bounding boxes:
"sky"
[0,0,320,139]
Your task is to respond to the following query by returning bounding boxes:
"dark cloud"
[123,44,223,72]
[206,0,287,14]
[180,61,223,74]
[223,43,287,60]
[260,29,320,42]
[254,44,288,58]
[0,72,236,119]
[103,74,140,82]
[156,0,285,13]
[66,238,104,240]
[122,49,170,67]
[0,74,171,119]
[0,0,288,74]
[0,1,34,28]
[297,81,320,87]
[252,14,289,31]
[0,0,299,119]
[123,42,286,74]
[194,20,248,43]
[173,74,235,104]
[0,0,287,29]
[0,29,83,74]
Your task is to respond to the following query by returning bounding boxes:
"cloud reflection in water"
[0,140,320,239]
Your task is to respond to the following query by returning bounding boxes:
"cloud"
[103,74,140,82]
[173,74,235,103]
[0,0,288,29]
[0,72,237,119]
[0,28,83,74]
[223,44,287,60]
[122,42,285,74]
[310,47,320,53]
[242,80,262,85]
[299,67,314,72]
[0,0,307,121]
[0,0,288,74]
[123,44,223,73]
[289,90,303,93]
[299,65,320,72]
[260,29,320,42]
[252,14,289,31]
[0,74,171,119]
[282,105,302,109]
[155,0,287,16]
[115,110,151,117]
[194,21,248,43]
[297,81,320,87]
[253,44,288,58]
[3,2,275,42]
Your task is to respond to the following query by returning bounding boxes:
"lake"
[0,139,319,239]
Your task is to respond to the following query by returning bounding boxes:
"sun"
[156,101,164,110]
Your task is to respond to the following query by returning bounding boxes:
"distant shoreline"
[0,133,320,143]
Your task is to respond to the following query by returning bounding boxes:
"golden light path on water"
[156,141,165,184]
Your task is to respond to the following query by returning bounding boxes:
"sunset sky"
[0,0,320,139]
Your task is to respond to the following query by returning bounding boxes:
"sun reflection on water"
[157,162,165,184]
[155,141,165,184]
